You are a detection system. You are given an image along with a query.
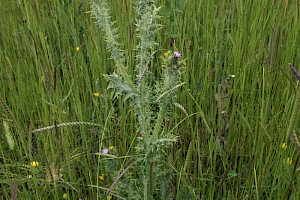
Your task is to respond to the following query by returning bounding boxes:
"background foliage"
[0,0,300,199]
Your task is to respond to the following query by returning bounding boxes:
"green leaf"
[104,72,138,100]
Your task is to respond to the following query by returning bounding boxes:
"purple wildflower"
[174,51,181,58]
[102,148,109,154]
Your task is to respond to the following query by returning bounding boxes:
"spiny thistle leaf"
[135,2,162,84]
[153,135,177,147]
[90,1,125,68]
[91,0,135,93]
[136,0,156,16]
[104,72,138,100]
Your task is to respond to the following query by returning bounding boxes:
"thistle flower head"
[102,148,109,154]
[174,51,181,58]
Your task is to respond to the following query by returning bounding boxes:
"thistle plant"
[91,0,185,199]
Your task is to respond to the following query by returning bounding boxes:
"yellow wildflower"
[109,146,115,150]
[287,157,292,165]
[63,193,68,199]
[163,52,169,58]
[99,174,105,181]
[106,195,112,200]
[281,143,287,150]
[93,92,99,97]
[75,47,80,52]
[31,161,39,168]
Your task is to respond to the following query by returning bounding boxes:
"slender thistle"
[91,0,184,198]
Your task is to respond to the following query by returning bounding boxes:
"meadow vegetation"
[0,0,300,199]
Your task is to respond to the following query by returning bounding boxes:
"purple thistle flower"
[174,51,181,58]
[101,148,109,154]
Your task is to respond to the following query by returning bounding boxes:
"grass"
[0,0,300,199]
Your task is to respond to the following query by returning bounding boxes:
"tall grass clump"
[91,0,184,199]
[283,64,300,199]
[286,64,300,158]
